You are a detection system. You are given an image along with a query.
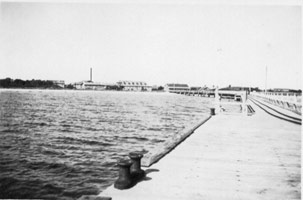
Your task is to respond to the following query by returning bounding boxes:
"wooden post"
[215,87,220,114]
[242,91,248,115]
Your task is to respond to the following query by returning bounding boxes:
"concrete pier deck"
[99,100,301,200]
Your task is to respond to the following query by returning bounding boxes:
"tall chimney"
[90,68,92,82]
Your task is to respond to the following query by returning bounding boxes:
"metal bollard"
[114,159,133,189]
[129,152,145,180]
[210,108,215,116]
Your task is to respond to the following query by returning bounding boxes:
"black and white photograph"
[0,0,301,199]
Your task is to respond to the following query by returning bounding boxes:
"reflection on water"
[0,89,212,199]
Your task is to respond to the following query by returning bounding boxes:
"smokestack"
[90,68,92,82]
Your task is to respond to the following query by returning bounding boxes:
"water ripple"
[0,89,212,199]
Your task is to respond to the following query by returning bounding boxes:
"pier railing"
[250,92,302,115]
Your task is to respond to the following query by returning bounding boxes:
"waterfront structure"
[268,88,301,94]
[117,81,151,91]
[73,81,116,90]
[73,81,89,89]
[219,85,261,93]
[164,83,189,93]
[151,85,164,91]
[73,68,119,90]
[176,86,215,97]
[190,86,202,91]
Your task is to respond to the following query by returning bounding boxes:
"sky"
[0,1,302,89]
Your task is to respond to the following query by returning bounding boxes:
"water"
[0,89,213,199]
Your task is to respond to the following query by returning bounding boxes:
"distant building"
[73,81,116,90]
[49,80,65,88]
[264,88,302,96]
[219,86,261,93]
[164,83,189,93]
[73,81,85,89]
[151,85,159,91]
[151,85,164,91]
[117,81,151,91]
[270,88,301,93]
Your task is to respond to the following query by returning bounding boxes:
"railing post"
[241,91,247,115]
[215,87,220,113]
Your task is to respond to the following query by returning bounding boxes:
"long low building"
[164,83,189,93]
[73,81,116,90]
[73,80,152,91]
[117,80,152,91]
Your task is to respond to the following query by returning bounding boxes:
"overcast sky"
[0,1,301,89]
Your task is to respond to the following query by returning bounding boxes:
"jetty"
[85,93,301,200]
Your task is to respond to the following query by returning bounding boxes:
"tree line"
[0,78,61,89]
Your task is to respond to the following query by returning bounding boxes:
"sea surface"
[0,89,213,199]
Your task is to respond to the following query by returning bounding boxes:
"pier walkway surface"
[98,100,301,200]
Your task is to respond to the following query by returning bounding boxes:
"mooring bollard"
[210,108,215,116]
[114,159,133,189]
[129,152,145,180]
